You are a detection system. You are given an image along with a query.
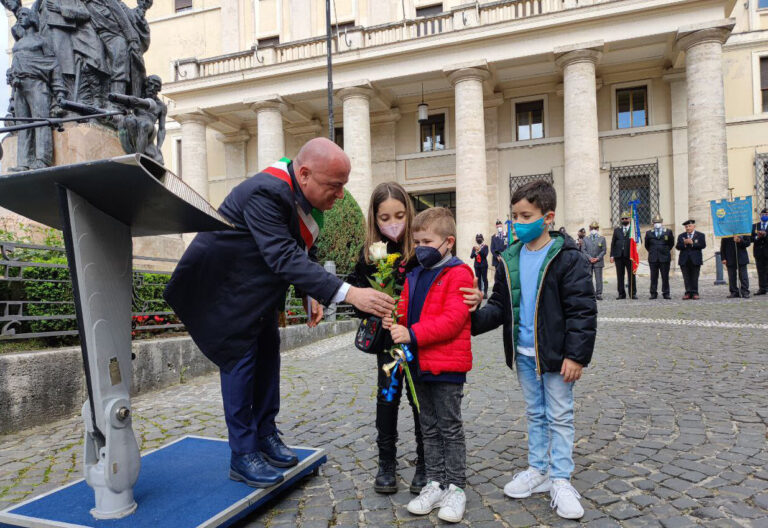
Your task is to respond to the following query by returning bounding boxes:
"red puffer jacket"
[397,259,474,375]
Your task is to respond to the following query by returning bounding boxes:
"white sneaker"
[550,479,584,519]
[437,484,466,523]
[503,467,552,498]
[407,481,445,515]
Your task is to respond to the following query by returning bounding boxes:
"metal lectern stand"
[0,155,232,519]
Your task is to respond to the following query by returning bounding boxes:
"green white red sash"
[263,158,323,249]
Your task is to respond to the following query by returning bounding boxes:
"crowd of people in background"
[469,206,768,302]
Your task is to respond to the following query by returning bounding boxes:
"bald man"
[165,138,395,487]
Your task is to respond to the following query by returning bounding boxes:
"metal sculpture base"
[0,155,233,521]
[0,437,327,528]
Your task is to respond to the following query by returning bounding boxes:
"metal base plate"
[0,436,326,528]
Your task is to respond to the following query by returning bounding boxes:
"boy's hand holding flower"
[381,315,394,329]
[390,323,411,344]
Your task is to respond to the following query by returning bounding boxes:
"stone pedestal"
[556,45,602,234]
[339,86,374,218]
[447,66,490,264]
[0,123,185,263]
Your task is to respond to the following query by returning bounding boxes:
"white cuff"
[331,282,351,304]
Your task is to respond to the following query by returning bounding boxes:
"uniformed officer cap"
[495,219,503,225]
[589,221,599,228]
[652,214,663,224]
[761,207,768,214]
[682,219,695,226]
[620,211,631,219]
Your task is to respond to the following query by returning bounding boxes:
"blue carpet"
[0,437,325,528]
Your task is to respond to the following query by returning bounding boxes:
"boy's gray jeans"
[414,381,466,489]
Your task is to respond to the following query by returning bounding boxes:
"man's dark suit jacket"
[164,163,343,370]
[610,226,632,258]
[719,236,751,266]
[676,231,706,266]
[644,228,674,263]
[752,222,768,260]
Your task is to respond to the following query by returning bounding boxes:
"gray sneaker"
[503,467,552,498]
[437,484,466,523]
[407,481,445,515]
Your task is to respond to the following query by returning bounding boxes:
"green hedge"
[21,256,76,335]
[315,190,365,275]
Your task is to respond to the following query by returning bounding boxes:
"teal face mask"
[514,217,547,244]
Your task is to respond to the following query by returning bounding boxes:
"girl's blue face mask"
[514,217,547,244]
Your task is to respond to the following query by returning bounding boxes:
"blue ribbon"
[382,345,415,402]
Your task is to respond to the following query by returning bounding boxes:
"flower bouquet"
[366,242,419,412]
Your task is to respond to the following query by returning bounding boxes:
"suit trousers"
[727,265,750,296]
[680,263,701,296]
[219,310,281,455]
[649,262,670,296]
[474,265,488,295]
[614,257,636,297]
[756,256,768,293]
[590,265,603,296]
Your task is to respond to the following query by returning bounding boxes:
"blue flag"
[710,197,753,238]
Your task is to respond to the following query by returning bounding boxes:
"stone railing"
[173,0,618,81]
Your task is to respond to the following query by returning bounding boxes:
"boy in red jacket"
[385,207,474,523]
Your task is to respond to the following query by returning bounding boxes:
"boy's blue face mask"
[514,217,547,244]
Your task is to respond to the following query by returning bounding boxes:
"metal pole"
[325,0,335,142]
[714,251,726,285]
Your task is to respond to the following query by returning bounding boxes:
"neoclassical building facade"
[17,0,768,262]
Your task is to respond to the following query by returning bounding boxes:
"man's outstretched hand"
[345,286,395,318]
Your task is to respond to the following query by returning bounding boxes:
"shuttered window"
[761,57,768,113]
[175,0,192,12]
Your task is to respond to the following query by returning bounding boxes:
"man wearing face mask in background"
[676,219,706,299]
[471,234,489,298]
[644,215,674,300]
[752,207,768,295]
[582,221,606,300]
[610,211,637,299]
[491,219,508,266]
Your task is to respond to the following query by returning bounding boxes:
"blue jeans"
[515,354,575,480]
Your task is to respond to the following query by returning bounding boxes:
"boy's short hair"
[413,207,456,239]
[511,180,557,214]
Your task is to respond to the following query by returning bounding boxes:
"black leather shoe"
[649,294,657,300]
[616,295,626,300]
[410,460,427,494]
[374,459,397,494]
[755,290,767,295]
[230,452,284,488]
[258,432,298,468]
[663,294,671,300]
[596,296,603,301]
[742,292,751,299]
[728,293,740,298]
[631,295,638,300]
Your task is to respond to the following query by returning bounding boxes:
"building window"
[757,153,768,210]
[420,113,446,152]
[515,100,544,141]
[416,4,443,17]
[257,36,280,48]
[609,162,659,227]
[410,191,456,218]
[174,0,192,12]
[760,0,768,8]
[761,57,768,113]
[174,138,182,177]
[334,127,344,150]
[616,87,647,129]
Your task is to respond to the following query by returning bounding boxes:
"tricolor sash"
[263,158,324,249]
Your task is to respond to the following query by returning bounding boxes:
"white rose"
[369,241,388,261]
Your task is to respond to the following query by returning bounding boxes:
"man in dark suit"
[490,219,507,266]
[720,232,752,298]
[676,219,706,299]
[752,207,768,295]
[610,211,637,299]
[644,214,674,299]
[164,138,395,487]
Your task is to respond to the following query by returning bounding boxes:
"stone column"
[218,131,250,192]
[174,110,213,245]
[338,86,373,218]
[447,66,490,263]
[664,71,689,231]
[676,23,733,249]
[251,100,286,170]
[555,45,602,234]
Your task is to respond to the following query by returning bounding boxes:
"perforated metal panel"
[756,153,768,211]
[509,172,554,215]
[609,162,659,227]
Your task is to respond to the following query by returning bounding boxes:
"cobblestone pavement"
[1,276,767,527]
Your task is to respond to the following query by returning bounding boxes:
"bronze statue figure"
[112,74,166,164]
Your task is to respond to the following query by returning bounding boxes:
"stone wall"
[0,320,356,435]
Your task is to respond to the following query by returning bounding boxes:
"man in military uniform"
[490,219,507,267]
[720,232,751,298]
[610,211,637,299]
[582,221,606,300]
[676,219,706,299]
[752,207,768,295]
[644,214,674,299]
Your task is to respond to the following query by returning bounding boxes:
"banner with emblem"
[710,197,753,238]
